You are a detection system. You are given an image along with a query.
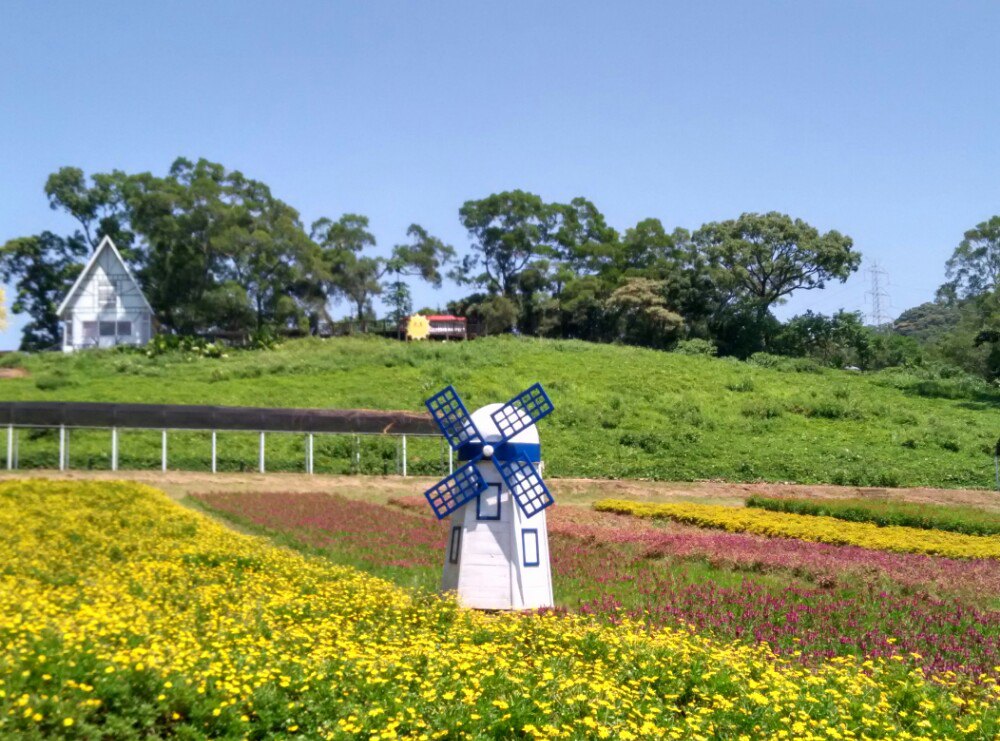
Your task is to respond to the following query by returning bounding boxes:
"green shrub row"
[745,495,1000,537]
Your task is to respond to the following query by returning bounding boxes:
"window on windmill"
[448,527,462,564]
[476,484,502,520]
[522,529,540,567]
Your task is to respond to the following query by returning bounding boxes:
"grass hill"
[4,336,1000,488]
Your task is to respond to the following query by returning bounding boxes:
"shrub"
[618,432,664,453]
[790,399,864,420]
[0,352,24,369]
[145,334,228,359]
[726,377,755,393]
[673,338,717,356]
[741,401,784,419]
[747,353,823,373]
[746,496,1000,537]
[34,371,74,391]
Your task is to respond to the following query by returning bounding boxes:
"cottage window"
[82,322,98,342]
[99,321,117,337]
[117,321,132,337]
[98,282,116,310]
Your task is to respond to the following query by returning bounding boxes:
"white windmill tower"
[422,383,556,610]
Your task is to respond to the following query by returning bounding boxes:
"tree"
[550,197,619,279]
[121,158,318,335]
[606,278,684,349]
[8,158,323,339]
[215,196,315,331]
[942,216,1000,299]
[695,212,860,315]
[388,224,455,286]
[384,281,413,326]
[693,212,859,354]
[0,286,7,332]
[893,301,962,343]
[313,216,453,328]
[0,232,87,350]
[456,191,557,299]
[448,293,518,335]
[43,167,133,252]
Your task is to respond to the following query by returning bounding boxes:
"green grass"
[5,335,1000,487]
[747,495,1000,536]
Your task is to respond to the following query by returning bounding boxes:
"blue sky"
[2,1,998,349]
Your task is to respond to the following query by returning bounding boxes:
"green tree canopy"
[942,216,1000,299]
[695,212,860,313]
[456,191,558,298]
[0,232,87,350]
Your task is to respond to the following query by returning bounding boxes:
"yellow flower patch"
[0,479,996,738]
[593,499,1000,559]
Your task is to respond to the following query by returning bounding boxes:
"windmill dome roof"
[469,403,540,445]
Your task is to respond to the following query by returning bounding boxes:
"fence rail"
[1,401,452,477]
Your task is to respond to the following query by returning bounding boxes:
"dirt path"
[1,469,998,510]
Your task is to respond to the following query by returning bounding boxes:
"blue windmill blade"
[495,456,554,519]
[490,383,554,442]
[425,385,482,451]
[423,459,488,520]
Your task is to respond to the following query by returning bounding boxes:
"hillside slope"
[4,336,1000,488]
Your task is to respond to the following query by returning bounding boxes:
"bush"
[145,335,227,359]
[788,397,864,420]
[34,371,74,391]
[726,377,755,393]
[618,432,664,453]
[0,352,24,369]
[747,353,823,373]
[673,339,717,356]
[741,401,783,419]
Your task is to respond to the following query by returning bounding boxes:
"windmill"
[422,383,555,610]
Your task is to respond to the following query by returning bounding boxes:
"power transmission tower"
[865,260,892,330]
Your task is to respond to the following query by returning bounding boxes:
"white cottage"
[57,236,155,352]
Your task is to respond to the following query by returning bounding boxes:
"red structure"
[425,315,467,339]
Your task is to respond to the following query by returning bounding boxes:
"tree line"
[3,157,871,359]
[893,216,1000,380]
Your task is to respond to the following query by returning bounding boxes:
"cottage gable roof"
[56,236,154,317]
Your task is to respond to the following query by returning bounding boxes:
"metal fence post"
[211,431,217,473]
[59,425,66,471]
[354,435,360,473]
[259,431,266,474]
[307,433,314,475]
[111,427,119,471]
[161,429,168,472]
[448,445,453,474]
[7,425,13,470]
[402,434,407,477]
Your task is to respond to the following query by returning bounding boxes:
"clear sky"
[2,1,998,350]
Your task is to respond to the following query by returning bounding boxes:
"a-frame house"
[56,236,155,352]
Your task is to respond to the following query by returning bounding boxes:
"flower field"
[592,499,1000,559]
[196,490,1000,683]
[2,480,999,739]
